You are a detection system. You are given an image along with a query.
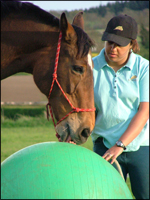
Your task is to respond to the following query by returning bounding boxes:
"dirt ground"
[1,75,47,104]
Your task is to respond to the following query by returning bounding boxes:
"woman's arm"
[103,102,149,164]
[119,102,149,146]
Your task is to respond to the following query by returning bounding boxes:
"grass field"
[1,114,135,198]
[1,115,94,162]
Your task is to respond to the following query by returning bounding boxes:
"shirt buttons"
[114,75,117,89]
[113,74,117,93]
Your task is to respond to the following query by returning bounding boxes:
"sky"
[23,1,116,12]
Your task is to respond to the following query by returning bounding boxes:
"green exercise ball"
[1,142,132,199]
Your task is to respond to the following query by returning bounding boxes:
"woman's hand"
[102,145,124,164]
[102,102,149,165]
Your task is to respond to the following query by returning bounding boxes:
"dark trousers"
[93,137,149,199]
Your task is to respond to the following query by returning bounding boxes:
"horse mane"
[1,0,94,58]
[73,25,95,58]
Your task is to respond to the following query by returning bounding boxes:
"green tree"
[127,1,149,10]
[110,1,125,15]
[98,5,107,17]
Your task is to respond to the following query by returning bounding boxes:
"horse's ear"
[60,12,77,44]
[72,12,84,30]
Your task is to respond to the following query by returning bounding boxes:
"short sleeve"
[139,63,149,102]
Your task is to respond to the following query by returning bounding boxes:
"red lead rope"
[46,31,96,139]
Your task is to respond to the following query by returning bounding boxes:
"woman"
[92,14,149,199]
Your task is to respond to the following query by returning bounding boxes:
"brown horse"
[1,1,95,144]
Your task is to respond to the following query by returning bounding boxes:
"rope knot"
[73,107,81,113]
[53,73,57,80]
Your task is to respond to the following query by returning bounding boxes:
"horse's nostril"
[81,128,90,138]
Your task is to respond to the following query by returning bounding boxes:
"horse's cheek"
[69,82,76,94]
[65,74,80,94]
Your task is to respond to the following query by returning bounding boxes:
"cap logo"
[114,26,123,31]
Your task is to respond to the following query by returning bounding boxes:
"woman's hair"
[131,39,140,53]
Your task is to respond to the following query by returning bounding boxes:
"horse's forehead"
[87,53,93,70]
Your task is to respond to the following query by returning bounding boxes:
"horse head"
[32,12,95,144]
[1,1,95,145]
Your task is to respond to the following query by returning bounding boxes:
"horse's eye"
[72,65,84,74]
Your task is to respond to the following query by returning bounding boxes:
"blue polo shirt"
[91,48,149,151]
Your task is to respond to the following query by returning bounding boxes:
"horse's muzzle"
[55,122,91,144]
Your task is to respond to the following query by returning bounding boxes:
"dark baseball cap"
[102,14,138,46]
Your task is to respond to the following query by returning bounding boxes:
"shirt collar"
[93,48,108,71]
[93,48,136,71]
[124,51,136,70]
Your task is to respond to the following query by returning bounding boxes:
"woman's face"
[104,41,132,66]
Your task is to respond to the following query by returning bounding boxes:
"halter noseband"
[46,31,96,139]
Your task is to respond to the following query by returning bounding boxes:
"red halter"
[46,31,96,139]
